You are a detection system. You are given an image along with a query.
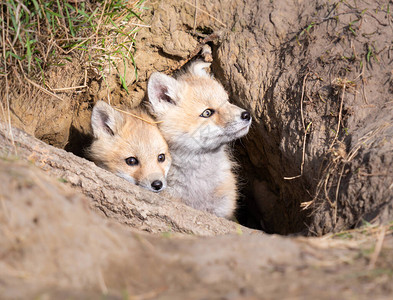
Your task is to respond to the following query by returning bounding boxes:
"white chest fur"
[167,146,236,218]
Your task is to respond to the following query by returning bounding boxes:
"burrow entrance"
[60,75,309,236]
[63,111,308,235]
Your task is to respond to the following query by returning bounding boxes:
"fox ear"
[148,72,180,115]
[187,60,211,78]
[91,101,123,138]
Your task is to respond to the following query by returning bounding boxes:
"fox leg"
[213,172,237,219]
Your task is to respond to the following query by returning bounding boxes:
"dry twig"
[284,73,311,180]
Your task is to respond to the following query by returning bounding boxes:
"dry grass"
[310,119,390,223]
[301,71,384,218]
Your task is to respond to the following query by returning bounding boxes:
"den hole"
[64,122,306,235]
[49,43,309,236]
[60,100,306,236]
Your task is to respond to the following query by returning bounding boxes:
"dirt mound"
[0,122,244,236]
[1,141,392,299]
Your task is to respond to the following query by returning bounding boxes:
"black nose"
[241,111,251,121]
[151,180,163,191]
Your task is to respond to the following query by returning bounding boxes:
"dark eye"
[200,109,215,118]
[158,153,165,162]
[125,157,139,166]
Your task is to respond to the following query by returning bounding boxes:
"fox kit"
[89,100,171,193]
[147,61,252,218]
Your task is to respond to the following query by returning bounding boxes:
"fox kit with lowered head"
[147,61,252,218]
[89,100,171,193]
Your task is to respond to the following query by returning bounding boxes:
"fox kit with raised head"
[147,61,252,218]
[89,100,171,193]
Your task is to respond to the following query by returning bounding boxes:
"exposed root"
[284,73,311,180]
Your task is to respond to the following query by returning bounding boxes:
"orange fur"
[89,101,171,193]
[147,61,252,218]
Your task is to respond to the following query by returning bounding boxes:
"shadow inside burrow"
[64,125,94,160]
[208,41,311,235]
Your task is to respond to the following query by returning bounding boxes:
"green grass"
[57,177,68,183]
[348,19,358,36]
[366,44,378,63]
[1,0,148,91]
[334,232,354,239]
[344,268,393,280]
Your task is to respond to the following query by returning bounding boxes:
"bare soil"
[0,148,392,299]
[201,0,393,235]
[1,0,393,298]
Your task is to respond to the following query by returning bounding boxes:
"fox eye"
[200,109,215,118]
[158,153,165,162]
[125,157,139,166]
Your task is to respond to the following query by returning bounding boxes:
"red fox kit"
[89,101,171,193]
[147,61,252,218]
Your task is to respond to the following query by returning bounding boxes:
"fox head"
[147,61,252,153]
[89,101,171,193]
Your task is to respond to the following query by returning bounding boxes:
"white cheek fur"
[117,171,168,193]
[116,172,136,184]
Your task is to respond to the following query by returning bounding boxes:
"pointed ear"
[91,101,123,138]
[147,72,180,115]
[187,60,211,78]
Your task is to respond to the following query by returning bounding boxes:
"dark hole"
[64,125,93,159]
